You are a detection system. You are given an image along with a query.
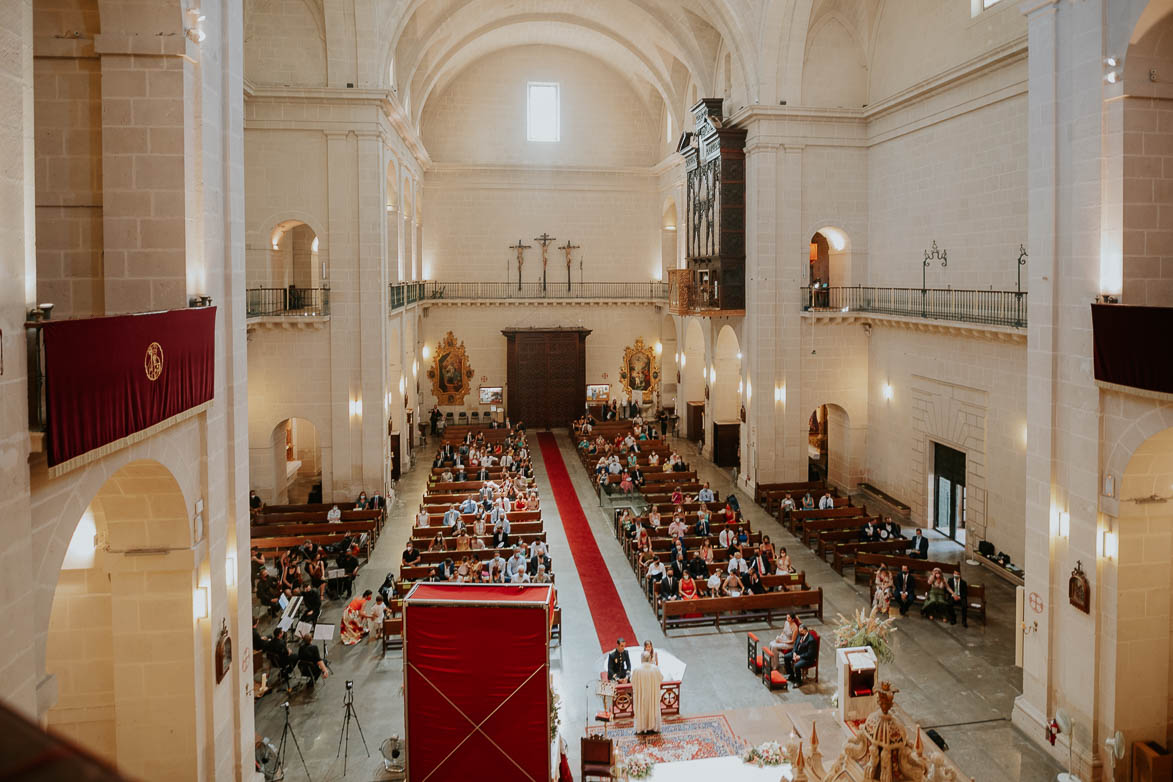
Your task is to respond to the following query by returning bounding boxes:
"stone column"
[778,145,807,481]
[326,130,359,495]
[356,131,388,494]
[742,138,782,488]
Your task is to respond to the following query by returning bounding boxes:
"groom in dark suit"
[893,565,916,615]
[607,638,632,683]
[948,570,969,627]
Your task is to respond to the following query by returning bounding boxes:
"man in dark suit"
[607,639,631,683]
[265,628,295,681]
[528,552,552,576]
[476,466,490,480]
[893,565,916,615]
[881,516,901,539]
[783,626,818,685]
[907,528,929,559]
[297,635,330,687]
[859,519,878,542]
[688,552,709,580]
[948,569,968,627]
[659,570,679,601]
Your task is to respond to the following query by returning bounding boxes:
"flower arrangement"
[832,606,897,662]
[621,754,655,779]
[549,690,562,735]
[741,740,784,767]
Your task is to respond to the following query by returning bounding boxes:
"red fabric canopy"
[404,584,552,781]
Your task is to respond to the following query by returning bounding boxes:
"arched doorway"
[44,461,199,779]
[808,403,854,489]
[808,227,852,306]
[711,326,742,468]
[1113,424,1173,755]
[659,314,678,421]
[251,220,326,315]
[681,319,706,441]
[271,417,322,504]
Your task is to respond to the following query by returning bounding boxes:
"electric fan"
[255,737,282,782]
[1055,708,1080,782]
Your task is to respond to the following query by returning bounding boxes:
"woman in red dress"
[678,573,698,600]
[341,590,373,645]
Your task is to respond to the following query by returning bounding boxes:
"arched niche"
[680,319,707,441]
[268,417,322,505]
[44,460,199,779]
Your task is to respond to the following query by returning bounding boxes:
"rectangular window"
[527,82,559,142]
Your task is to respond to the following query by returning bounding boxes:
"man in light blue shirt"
[506,549,527,580]
[697,482,715,503]
[459,495,478,514]
[443,505,461,527]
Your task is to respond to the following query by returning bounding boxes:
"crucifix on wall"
[534,232,556,291]
[509,239,531,291]
[558,240,580,292]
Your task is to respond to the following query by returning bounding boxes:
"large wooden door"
[503,329,590,429]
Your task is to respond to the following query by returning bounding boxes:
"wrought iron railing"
[801,286,1028,328]
[246,286,330,318]
[420,281,668,301]
[389,281,426,311]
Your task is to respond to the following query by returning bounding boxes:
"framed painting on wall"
[479,386,504,405]
[586,384,610,402]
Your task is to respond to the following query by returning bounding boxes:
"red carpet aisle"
[537,432,636,651]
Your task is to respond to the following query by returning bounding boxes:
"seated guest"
[698,539,714,564]
[443,505,461,527]
[645,557,665,591]
[249,490,263,518]
[528,550,553,576]
[506,548,528,580]
[429,533,448,552]
[894,564,915,616]
[533,565,552,584]
[402,540,421,567]
[459,494,478,514]
[327,504,342,523]
[696,482,715,503]
[818,491,834,510]
[749,544,772,576]
[619,470,635,493]
[727,550,750,576]
[660,569,679,600]
[718,526,737,550]
[736,525,749,546]
[667,515,687,539]
[630,466,645,489]
[694,508,712,537]
[455,532,472,551]
[670,552,687,580]
[859,518,879,542]
[297,634,330,686]
[416,507,431,528]
[721,503,737,526]
[721,571,745,596]
[437,558,456,581]
[948,569,969,627]
[355,491,369,509]
[250,548,266,585]
[881,516,902,539]
[510,568,530,584]
[783,625,817,685]
[907,528,929,559]
[775,547,794,575]
[441,468,454,482]
[746,570,767,595]
[300,585,321,624]
[726,494,741,513]
[369,490,385,510]
[688,552,709,580]
[672,456,688,473]
[705,571,723,596]
[678,572,698,600]
[669,538,686,563]
[453,465,467,481]
[801,492,815,510]
[770,614,800,654]
[670,488,684,505]
[779,493,797,512]
[760,535,776,558]
[491,524,509,549]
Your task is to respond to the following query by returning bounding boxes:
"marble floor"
[252,429,1063,782]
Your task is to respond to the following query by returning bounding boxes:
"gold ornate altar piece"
[783,682,973,782]
[427,331,476,405]
[619,338,659,395]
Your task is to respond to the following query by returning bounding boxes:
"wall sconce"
[745,378,752,402]
[225,554,236,588]
[422,345,431,360]
[655,341,663,355]
[349,397,363,417]
[1101,528,1118,560]
[736,352,742,360]
[399,376,406,395]
[738,379,743,395]
[774,384,785,405]
[882,382,894,401]
[412,360,418,377]
[1057,511,1070,538]
[709,368,716,383]
[193,586,209,620]
[680,354,686,368]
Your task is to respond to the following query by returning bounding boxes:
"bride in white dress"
[632,641,664,734]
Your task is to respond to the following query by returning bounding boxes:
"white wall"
[243,0,327,87]
[420,45,663,282]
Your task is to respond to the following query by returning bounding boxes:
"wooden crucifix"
[558,239,580,291]
[509,239,531,291]
[534,232,556,291]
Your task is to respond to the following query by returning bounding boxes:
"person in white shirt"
[416,508,430,528]
[706,572,722,595]
[818,492,834,510]
[648,509,661,528]
[501,495,513,512]
[511,569,530,584]
[727,550,749,575]
[506,549,527,580]
[648,451,660,467]
[608,458,623,475]
[718,526,735,549]
[488,552,507,578]
[779,494,797,512]
[697,482,715,503]
[327,504,342,523]
[528,539,547,559]
[667,517,687,538]
[533,565,551,583]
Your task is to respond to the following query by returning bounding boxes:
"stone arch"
[805,400,860,490]
[679,318,707,441]
[42,460,200,779]
[269,417,323,504]
[801,11,868,109]
[249,212,329,293]
[712,324,742,423]
[808,224,853,288]
[250,413,330,505]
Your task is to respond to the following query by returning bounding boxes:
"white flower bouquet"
[742,740,784,766]
[622,753,655,779]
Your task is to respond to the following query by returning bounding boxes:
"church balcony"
[667,269,745,317]
[801,286,1028,330]
[1092,303,1173,397]
[389,281,427,311]
[245,286,330,319]
[417,280,668,306]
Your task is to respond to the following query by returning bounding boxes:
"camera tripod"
[277,702,312,782]
[336,686,369,774]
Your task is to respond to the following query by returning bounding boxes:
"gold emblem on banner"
[145,342,164,381]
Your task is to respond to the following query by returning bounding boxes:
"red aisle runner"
[537,432,636,652]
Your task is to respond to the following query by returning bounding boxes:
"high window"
[527,82,560,142]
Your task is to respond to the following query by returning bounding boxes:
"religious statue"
[534,232,556,291]
[509,239,531,291]
[558,239,580,291]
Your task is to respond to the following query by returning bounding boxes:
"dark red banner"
[42,307,216,468]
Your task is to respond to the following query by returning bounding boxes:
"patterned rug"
[587,715,748,763]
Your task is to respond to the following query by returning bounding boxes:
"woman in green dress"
[920,567,952,621]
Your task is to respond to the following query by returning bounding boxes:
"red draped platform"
[403,583,555,782]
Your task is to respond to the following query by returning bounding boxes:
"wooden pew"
[754,480,825,506]
[410,531,548,550]
[252,533,366,558]
[419,510,543,526]
[801,515,876,549]
[250,520,375,542]
[787,505,867,537]
[830,538,910,574]
[854,552,987,624]
[659,588,824,633]
[413,519,544,537]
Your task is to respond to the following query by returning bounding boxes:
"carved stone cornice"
[420,299,666,310]
[800,310,1026,344]
[245,316,330,335]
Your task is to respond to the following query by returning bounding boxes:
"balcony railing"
[246,286,330,318]
[389,281,426,311]
[801,286,1028,328]
[420,281,668,301]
